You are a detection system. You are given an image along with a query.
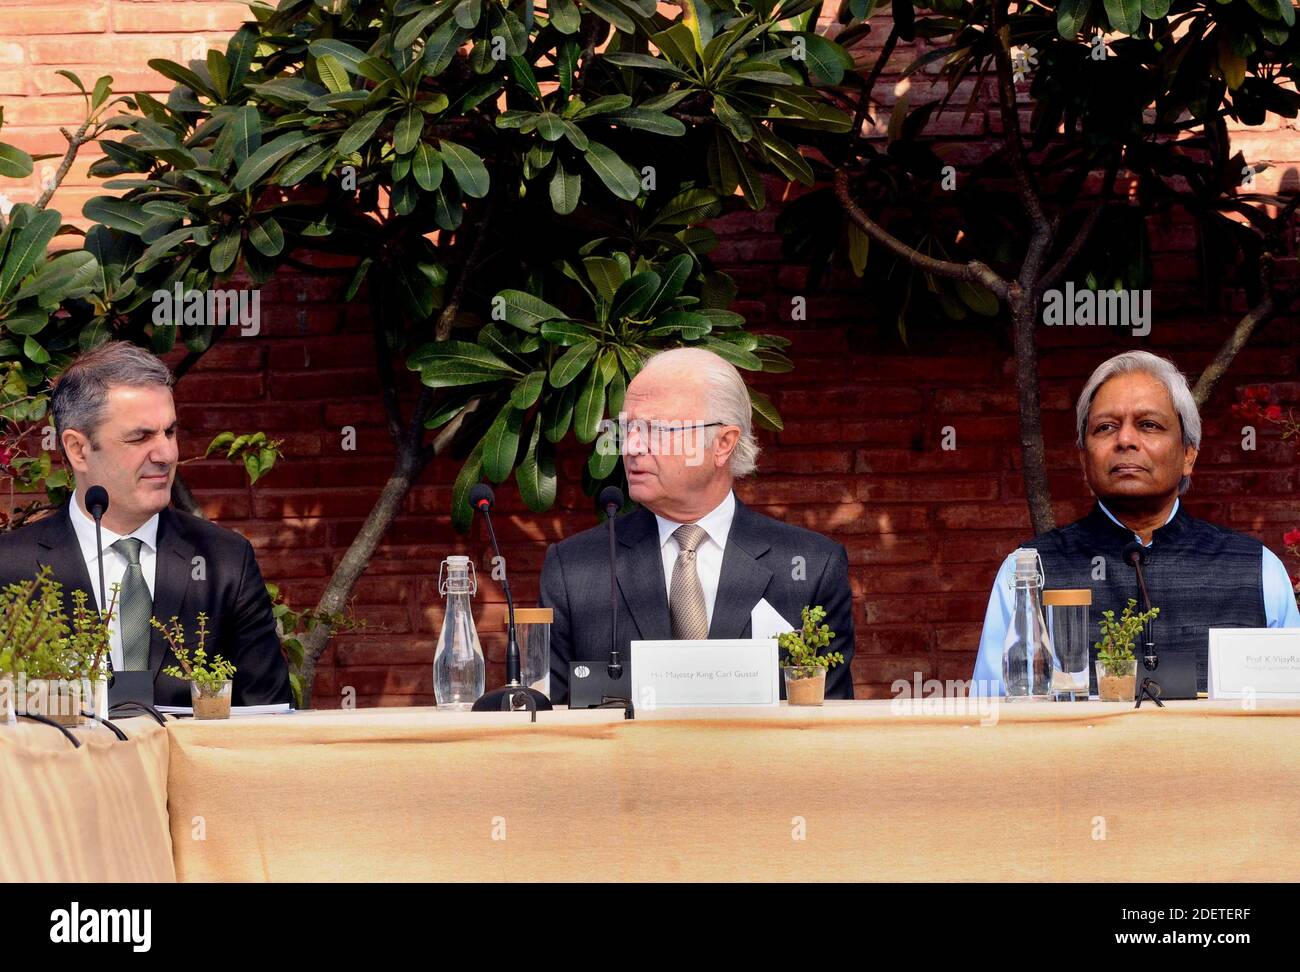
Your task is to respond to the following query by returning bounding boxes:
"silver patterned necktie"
[670,524,709,640]
[111,537,152,670]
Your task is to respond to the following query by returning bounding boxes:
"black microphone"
[1122,540,1158,672]
[568,486,633,715]
[85,485,109,621]
[599,486,623,680]
[468,483,552,714]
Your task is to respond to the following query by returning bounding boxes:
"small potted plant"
[1094,599,1160,702]
[777,605,845,706]
[0,568,113,726]
[154,613,236,719]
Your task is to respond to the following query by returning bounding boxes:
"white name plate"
[1208,629,1300,699]
[630,638,779,708]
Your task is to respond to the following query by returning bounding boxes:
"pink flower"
[1264,404,1283,421]
[1284,528,1300,548]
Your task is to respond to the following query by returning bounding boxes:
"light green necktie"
[111,537,152,670]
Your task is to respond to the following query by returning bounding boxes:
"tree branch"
[833,169,1011,298]
[1193,285,1300,409]
[990,2,1049,236]
[34,119,94,212]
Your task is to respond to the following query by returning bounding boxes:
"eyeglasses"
[596,419,730,455]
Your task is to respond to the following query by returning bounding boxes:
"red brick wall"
[4,4,1297,705]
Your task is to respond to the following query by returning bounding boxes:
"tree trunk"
[296,453,419,709]
[1012,291,1055,536]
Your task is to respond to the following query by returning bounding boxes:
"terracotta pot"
[784,666,826,706]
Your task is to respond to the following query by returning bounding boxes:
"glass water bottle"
[1002,548,1056,701]
[434,555,485,709]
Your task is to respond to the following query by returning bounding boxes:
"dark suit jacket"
[540,498,856,704]
[0,504,292,708]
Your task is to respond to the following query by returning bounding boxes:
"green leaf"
[408,340,514,385]
[317,55,352,94]
[395,6,444,49]
[602,52,688,78]
[540,319,592,345]
[584,141,641,201]
[549,162,581,214]
[233,132,322,190]
[147,59,213,99]
[23,335,50,365]
[549,0,582,33]
[482,403,525,483]
[700,337,762,370]
[82,197,149,235]
[511,370,547,409]
[210,232,241,273]
[573,361,607,444]
[748,388,783,432]
[226,27,258,89]
[495,289,567,331]
[277,143,334,187]
[516,420,557,512]
[649,188,722,228]
[412,142,444,191]
[423,21,468,76]
[796,33,855,85]
[394,107,424,155]
[0,143,34,179]
[337,110,389,157]
[451,439,485,533]
[1103,0,1142,33]
[308,40,371,73]
[211,105,262,169]
[550,339,599,388]
[207,51,231,100]
[610,271,661,321]
[542,381,578,442]
[439,139,489,197]
[248,217,285,257]
[583,256,625,301]
[607,108,686,136]
[1057,0,1092,36]
[0,208,60,300]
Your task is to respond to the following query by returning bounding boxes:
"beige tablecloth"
[166,699,1300,882]
[0,716,174,882]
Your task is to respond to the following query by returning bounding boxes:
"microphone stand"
[1124,542,1165,710]
[471,491,553,714]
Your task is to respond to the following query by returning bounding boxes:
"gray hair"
[50,342,173,454]
[1074,351,1201,495]
[641,347,760,477]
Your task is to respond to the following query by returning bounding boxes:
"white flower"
[0,193,12,217]
[1010,45,1038,84]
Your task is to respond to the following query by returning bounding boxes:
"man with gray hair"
[0,341,291,708]
[972,350,1299,695]
[541,347,856,703]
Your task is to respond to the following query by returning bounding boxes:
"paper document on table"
[751,597,795,642]
[157,703,293,716]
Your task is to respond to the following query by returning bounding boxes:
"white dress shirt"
[68,494,160,671]
[654,490,736,633]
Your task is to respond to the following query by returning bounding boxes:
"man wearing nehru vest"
[972,350,1300,695]
[540,347,856,704]
[0,341,291,708]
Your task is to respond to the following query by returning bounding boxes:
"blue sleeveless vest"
[1024,504,1266,693]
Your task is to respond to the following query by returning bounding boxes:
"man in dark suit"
[0,341,291,708]
[541,347,855,704]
